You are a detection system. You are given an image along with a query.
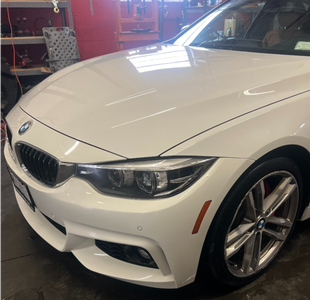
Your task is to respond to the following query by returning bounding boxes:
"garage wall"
[70,0,118,60]
[71,0,184,59]
[1,1,201,64]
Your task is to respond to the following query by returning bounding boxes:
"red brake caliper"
[264,180,275,215]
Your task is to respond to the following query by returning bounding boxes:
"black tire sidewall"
[200,157,303,287]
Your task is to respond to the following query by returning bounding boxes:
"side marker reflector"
[192,200,212,234]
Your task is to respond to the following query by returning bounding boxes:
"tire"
[1,74,19,115]
[200,157,302,287]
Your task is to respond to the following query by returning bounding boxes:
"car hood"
[19,43,310,159]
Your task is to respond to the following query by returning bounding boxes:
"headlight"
[76,157,217,199]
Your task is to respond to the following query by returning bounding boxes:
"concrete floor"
[2,144,310,300]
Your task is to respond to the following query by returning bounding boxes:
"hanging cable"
[1,119,6,142]
[5,0,23,96]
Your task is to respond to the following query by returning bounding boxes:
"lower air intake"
[43,214,66,235]
[95,240,158,269]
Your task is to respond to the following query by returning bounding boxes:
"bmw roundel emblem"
[257,219,265,230]
[19,121,32,135]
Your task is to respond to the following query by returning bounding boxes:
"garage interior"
[2,0,310,299]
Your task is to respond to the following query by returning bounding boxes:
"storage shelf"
[183,4,215,13]
[121,18,156,24]
[1,0,68,8]
[1,36,46,45]
[184,6,205,13]
[2,0,73,77]
[10,65,51,76]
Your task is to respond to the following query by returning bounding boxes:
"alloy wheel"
[225,171,299,277]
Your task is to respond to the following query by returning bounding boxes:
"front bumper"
[4,107,254,288]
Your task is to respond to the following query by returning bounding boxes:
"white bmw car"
[4,0,310,289]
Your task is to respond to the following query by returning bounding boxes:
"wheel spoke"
[226,231,254,259]
[241,231,262,275]
[241,234,256,275]
[266,215,292,228]
[251,232,262,272]
[264,177,296,216]
[253,180,265,215]
[245,191,257,221]
[263,228,286,241]
[227,222,255,246]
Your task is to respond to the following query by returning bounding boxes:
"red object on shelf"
[1,8,64,65]
[1,119,6,140]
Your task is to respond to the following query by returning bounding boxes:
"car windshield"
[173,0,310,56]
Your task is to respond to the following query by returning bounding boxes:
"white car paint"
[4,114,254,287]
[4,6,310,289]
[18,45,310,158]
[164,90,310,159]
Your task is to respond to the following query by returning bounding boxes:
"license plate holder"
[7,167,36,212]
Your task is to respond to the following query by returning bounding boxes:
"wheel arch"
[201,144,310,255]
[198,146,309,284]
[253,145,310,218]
[214,144,310,221]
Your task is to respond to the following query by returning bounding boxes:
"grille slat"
[32,151,40,180]
[52,160,58,182]
[21,146,27,170]
[49,160,54,182]
[41,154,48,182]
[30,149,38,178]
[24,146,30,161]
[26,148,36,177]
[28,149,35,174]
[43,155,51,183]
[36,152,45,180]
[18,144,59,186]
[46,157,53,183]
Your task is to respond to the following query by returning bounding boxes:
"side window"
[262,2,309,48]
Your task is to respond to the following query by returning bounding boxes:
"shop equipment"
[17,49,33,68]
[16,18,23,36]
[114,0,162,51]
[43,27,80,72]
[23,17,31,36]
